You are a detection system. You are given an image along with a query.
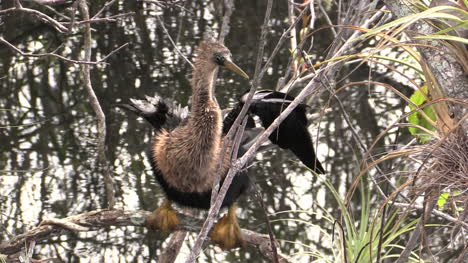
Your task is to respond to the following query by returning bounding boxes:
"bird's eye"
[213,53,225,66]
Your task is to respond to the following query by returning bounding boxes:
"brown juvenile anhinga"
[120,39,325,250]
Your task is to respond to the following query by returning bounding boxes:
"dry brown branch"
[393,202,468,228]
[30,0,71,5]
[218,0,235,42]
[78,0,115,209]
[252,182,280,263]
[153,14,193,68]
[0,38,128,65]
[159,208,190,263]
[92,0,117,19]
[61,12,135,25]
[0,7,68,33]
[158,230,188,263]
[0,209,291,263]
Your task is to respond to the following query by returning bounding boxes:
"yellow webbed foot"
[209,203,245,250]
[146,200,180,232]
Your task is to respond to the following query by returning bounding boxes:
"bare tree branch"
[78,0,115,209]
[0,209,291,263]
[393,202,468,229]
[158,231,188,263]
[153,13,193,68]
[0,38,128,65]
[62,12,135,25]
[0,7,68,33]
[30,0,72,5]
[92,0,117,19]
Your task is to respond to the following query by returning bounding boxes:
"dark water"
[0,1,413,262]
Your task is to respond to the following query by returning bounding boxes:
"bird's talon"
[145,200,180,232]
[209,204,245,250]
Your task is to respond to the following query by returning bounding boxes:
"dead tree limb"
[0,7,68,33]
[0,38,128,65]
[0,209,291,263]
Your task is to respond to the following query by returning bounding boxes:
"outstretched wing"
[117,95,188,132]
[231,90,325,174]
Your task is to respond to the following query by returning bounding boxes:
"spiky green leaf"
[408,86,436,143]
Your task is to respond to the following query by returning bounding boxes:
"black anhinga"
[119,39,325,249]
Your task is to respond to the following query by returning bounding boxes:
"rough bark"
[0,209,292,263]
[384,0,468,131]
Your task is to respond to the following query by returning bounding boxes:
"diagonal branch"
[0,7,68,33]
[0,38,128,65]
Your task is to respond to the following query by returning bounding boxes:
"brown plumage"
[152,40,241,193]
[140,39,250,249]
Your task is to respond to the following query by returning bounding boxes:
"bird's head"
[195,39,249,79]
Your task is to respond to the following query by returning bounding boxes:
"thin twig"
[62,12,135,25]
[78,0,115,209]
[0,7,68,33]
[0,38,127,65]
[154,14,193,68]
[92,0,117,19]
[393,202,468,229]
[287,0,299,78]
[97,42,129,63]
[251,182,279,263]
[218,0,235,42]
[158,231,188,263]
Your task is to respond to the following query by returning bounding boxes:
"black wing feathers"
[120,90,325,174]
[117,95,188,132]
[246,90,325,174]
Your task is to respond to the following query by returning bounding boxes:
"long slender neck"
[190,61,218,113]
[184,59,222,170]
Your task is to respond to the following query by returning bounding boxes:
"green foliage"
[408,86,436,143]
[321,177,420,263]
[286,174,422,262]
[437,191,463,210]
[437,192,450,209]
[0,254,5,263]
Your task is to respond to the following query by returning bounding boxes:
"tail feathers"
[269,116,325,174]
[118,95,188,131]
[288,138,325,174]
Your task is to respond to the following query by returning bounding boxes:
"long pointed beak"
[224,59,249,79]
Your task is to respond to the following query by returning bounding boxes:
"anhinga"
[119,39,324,249]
